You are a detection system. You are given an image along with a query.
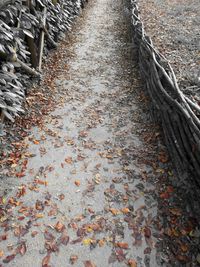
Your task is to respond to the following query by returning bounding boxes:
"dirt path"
[0,0,196,266]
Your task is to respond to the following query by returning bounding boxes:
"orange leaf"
[65,157,73,164]
[116,242,129,249]
[121,207,130,214]
[0,250,4,258]
[98,239,105,247]
[128,259,137,267]
[34,179,48,186]
[35,213,44,219]
[33,140,40,145]
[75,180,81,186]
[16,172,25,178]
[84,260,96,267]
[54,221,65,232]
[180,243,188,253]
[109,208,121,215]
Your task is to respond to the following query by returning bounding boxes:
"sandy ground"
[0,0,199,266]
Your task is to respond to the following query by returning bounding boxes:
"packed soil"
[138,0,200,88]
[0,0,199,266]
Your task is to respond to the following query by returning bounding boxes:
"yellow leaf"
[2,197,6,204]
[0,216,7,222]
[36,213,44,219]
[82,238,92,245]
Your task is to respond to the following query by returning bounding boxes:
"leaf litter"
[0,0,199,266]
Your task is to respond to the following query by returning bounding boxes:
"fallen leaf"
[180,243,189,253]
[169,208,182,216]
[16,185,26,198]
[17,241,26,255]
[54,221,65,232]
[35,213,44,219]
[144,227,151,238]
[58,194,65,200]
[127,259,137,267]
[31,231,38,237]
[121,207,130,214]
[116,242,129,249]
[70,255,78,264]
[35,200,44,211]
[109,208,121,216]
[83,238,92,245]
[3,254,15,263]
[44,230,55,241]
[160,192,170,199]
[34,179,48,186]
[75,180,81,187]
[16,172,25,178]
[0,250,4,258]
[18,216,25,221]
[65,157,73,164]
[0,234,7,241]
[116,248,126,261]
[176,254,190,262]
[42,254,50,267]
[79,131,88,137]
[98,239,105,247]
[59,231,69,245]
[158,152,169,163]
[33,140,40,145]
[84,260,96,267]
[77,155,85,161]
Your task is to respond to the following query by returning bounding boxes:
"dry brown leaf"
[59,193,65,200]
[65,157,73,164]
[84,260,96,267]
[3,254,15,263]
[54,221,65,232]
[116,242,129,249]
[70,255,78,264]
[127,259,137,267]
[109,208,121,216]
[59,231,69,245]
[144,227,151,238]
[31,231,38,237]
[180,243,189,253]
[75,180,81,186]
[98,239,105,247]
[121,207,130,214]
[42,254,51,267]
